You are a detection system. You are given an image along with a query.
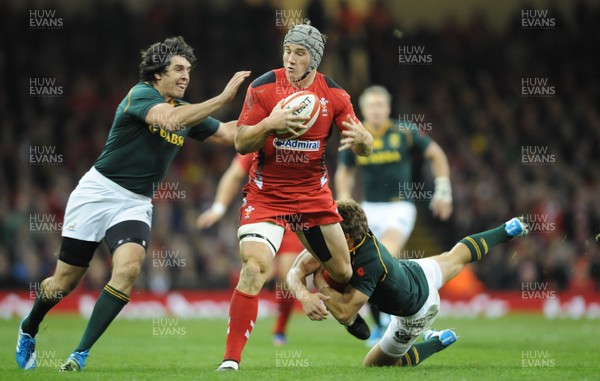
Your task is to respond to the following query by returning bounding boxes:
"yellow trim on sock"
[412,346,420,364]
[104,285,130,303]
[403,352,412,366]
[479,237,489,254]
[465,236,482,260]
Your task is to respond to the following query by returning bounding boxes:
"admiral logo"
[273,138,320,151]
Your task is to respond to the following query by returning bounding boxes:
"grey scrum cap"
[283,24,325,75]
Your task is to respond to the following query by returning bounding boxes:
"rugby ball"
[276,91,320,139]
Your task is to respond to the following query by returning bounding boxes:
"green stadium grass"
[1,313,598,380]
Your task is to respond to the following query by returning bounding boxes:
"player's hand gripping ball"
[276,90,320,139]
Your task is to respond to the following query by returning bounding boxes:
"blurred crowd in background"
[1,0,598,293]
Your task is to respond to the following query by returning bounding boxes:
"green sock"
[397,338,445,366]
[460,224,511,262]
[369,303,383,329]
[22,298,59,337]
[75,285,129,352]
[22,282,61,337]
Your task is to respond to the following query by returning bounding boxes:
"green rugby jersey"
[94,82,220,197]
[338,120,431,202]
[349,231,429,316]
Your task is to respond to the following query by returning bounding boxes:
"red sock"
[273,294,295,335]
[223,289,258,363]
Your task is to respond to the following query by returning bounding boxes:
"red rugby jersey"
[237,68,358,197]
[235,153,253,173]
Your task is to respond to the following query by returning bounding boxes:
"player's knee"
[113,260,142,286]
[238,257,271,294]
[242,257,270,281]
[50,272,83,296]
[38,278,69,300]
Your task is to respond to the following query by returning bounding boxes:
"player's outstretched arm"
[424,141,452,220]
[235,100,308,154]
[146,71,251,131]
[203,120,237,146]
[313,269,369,326]
[196,158,247,229]
[286,250,330,321]
[339,116,373,157]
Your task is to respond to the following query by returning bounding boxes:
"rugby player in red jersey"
[217,23,373,371]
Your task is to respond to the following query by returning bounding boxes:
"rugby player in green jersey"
[336,85,452,258]
[15,36,250,372]
[335,85,452,344]
[287,200,529,367]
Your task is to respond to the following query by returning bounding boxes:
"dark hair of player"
[138,36,196,82]
[336,199,369,244]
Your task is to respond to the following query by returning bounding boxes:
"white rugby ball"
[276,91,320,139]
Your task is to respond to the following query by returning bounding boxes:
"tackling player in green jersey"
[287,200,529,367]
[16,36,250,372]
[335,85,452,344]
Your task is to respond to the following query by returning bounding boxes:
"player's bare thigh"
[295,223,352,283]
[275,252,298,283]
[429,242,471,286]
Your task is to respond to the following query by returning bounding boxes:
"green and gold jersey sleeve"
[123,82,165,121]
[94,82,221,197]
[187,117,220,142]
